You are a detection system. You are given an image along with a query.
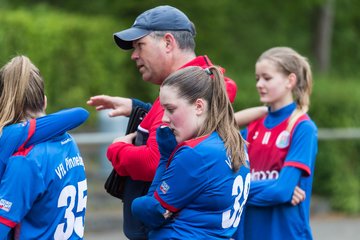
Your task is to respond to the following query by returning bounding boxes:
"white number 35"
[54,180,87,239]
[222,173,251,228]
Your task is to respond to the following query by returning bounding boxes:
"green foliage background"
[0,0,359,213]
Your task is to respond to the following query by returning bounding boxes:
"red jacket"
[107,55,237,181]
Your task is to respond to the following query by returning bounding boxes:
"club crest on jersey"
[0,198,12,212]
[160,181,170,194]
[276,130,290,149]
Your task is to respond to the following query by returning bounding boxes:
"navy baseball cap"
[113,5,196,50]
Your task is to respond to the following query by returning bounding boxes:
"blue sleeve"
[26,107,89,147]
[247,167,302,206]
[285,120,318,175]
[131,196,167,228]
[147,156,168,196]
[0,125,28,178]
[133,148,207,227]
[132,98,152,112]
[0,223,11,239]
[147,126,177,196]
[155,147,207,211]
[240,128,248,140]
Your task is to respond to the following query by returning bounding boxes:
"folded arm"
[0,222,11,239]
[132,196,169,229]
[247,166,302,206]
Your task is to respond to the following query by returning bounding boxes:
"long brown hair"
[0,55,45,132]
[162,66,247,172]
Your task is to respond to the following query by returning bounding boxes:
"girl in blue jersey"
[0,55,89,180]
[240,47,318,240]
[0,108,88,180]
[0,55,87,239]
[131,66,251,240]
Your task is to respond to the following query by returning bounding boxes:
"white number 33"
[222,174,251,228]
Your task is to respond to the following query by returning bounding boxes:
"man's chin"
[141,75,150,82]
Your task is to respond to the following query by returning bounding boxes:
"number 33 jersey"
[152,132,250,239]
[0,133,87,240]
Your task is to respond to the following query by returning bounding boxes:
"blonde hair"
[162,66,247,172]
[0,55,45,132]
[257,47,313,131]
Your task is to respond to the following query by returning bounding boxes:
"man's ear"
[163,33,176,52]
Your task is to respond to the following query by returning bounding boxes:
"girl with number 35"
[0,56,88,239]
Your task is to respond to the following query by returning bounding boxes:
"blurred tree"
[313,0,335,73]
[2,0,360,75]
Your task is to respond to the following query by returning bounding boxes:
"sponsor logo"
[160,181,170,194]
[276,130,290,149]
[0,199,12,212]
[251,169,279,180]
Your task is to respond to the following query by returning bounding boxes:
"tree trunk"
[314,0,335,73]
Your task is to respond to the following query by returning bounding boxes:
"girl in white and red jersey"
[239,47,318,240]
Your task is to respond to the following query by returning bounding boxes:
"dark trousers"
[122,178,151,240]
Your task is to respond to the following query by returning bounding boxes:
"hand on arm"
[291,186,306,206]
[235,106,268,127]
[87,95,132,117]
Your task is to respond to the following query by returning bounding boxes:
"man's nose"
[131,49,139,60]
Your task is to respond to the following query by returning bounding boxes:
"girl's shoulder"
[295,115,318,132]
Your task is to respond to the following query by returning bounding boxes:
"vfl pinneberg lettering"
[55,154,84,180]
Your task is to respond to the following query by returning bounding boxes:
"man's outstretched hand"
[87,95,132,117]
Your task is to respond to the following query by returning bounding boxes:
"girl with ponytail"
[131,66,250,239]
[0,55,88,179]
[0,55,88,238]
[241,47,318,240]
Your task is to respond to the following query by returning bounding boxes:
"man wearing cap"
[87,5,237,240]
